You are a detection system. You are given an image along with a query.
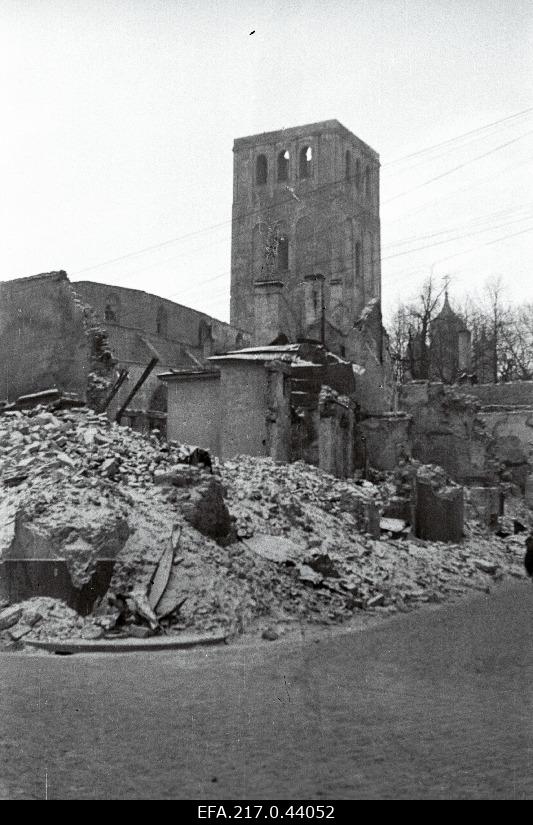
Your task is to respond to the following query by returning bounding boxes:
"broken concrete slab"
[296,564,323,586]
[380,517,407,535]
[474,559,499,575]
[0,604,22,630]
[243,534,302,564]
[8,622,32,641]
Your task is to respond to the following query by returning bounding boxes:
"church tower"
[230,119,381,353]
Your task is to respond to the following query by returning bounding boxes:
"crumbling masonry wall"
[398,381,533,492]
[317,387,355,478]
[0,272,92,402]
[399,382,496,484]
[452,380,533,407]
[355,412,412,471]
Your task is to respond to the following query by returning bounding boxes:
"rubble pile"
[224,456,382,540]
[0,407,530,648]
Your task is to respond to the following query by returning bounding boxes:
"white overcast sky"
[1,0,532,323]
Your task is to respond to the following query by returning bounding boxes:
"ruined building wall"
[216,360,291,461]
[355,412,412,472]
[73,281,250,429]
[350,298,395,414]
[230,120,381,350]
[0,272,92,402]
[451,380,533,407]
[75,281,247,359]
[399,382,496,484]
[164,372,221,454]
[398,380,533,493]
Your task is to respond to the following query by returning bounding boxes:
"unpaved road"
[1,581,532,800]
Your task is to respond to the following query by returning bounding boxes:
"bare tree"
[406,275,447,379]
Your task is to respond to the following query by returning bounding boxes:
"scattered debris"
[0,604,22,630]
[0,407,529,648]
[380,517,407,535]
[243,534,301,564]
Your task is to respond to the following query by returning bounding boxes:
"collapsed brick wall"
[317,386,355,478]
[0,272,92,403]
[398,381,533,493]
[477,408,533,492]
[349,298,396,415]
[72,293,117,411]
[355,412,412,471]
[452,380,533,407]
[399,382,497,484]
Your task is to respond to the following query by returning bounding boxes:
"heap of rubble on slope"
[0,406,530,648]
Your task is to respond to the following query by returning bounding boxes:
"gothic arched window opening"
[104,293,120,323]
[277,234,289,271]
[365,166,371,198]
[345,149,352,181]
[156,305,168,336]
[277,150,290,182]
[256,154,268,185]
[299,146,312,179]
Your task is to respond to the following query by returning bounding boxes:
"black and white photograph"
[0,0,532,803]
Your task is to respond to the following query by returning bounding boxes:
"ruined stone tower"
[230,119,381,353]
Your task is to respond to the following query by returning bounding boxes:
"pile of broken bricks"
[0,406,530,650]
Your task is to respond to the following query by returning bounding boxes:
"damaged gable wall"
[348,298,395,414]
[398,380,533,492]
[0,272,94,403]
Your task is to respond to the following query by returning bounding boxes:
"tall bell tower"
[230,119,381,353]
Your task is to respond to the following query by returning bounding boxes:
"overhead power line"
[70,107,533,277]
[384,105,533,166]
[383,129,533,204]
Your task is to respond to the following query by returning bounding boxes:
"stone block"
[415,467,464,543]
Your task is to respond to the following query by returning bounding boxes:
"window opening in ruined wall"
[355,159,361,191]
[365,166,371,198]
[104,294,120,323]
[277,150,290,182]
[277,234,289,271]
[256,154,268,185]
[299,146,312,179]
[345,150,352,181]
[156,305,168,336]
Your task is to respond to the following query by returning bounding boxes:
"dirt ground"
[1,580,531,800]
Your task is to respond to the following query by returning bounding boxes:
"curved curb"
[23,631,228,654]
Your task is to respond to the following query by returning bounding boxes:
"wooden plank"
[148,526,181,610]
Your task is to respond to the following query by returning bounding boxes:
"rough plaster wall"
[165,377,221,454]
[356,415,412,471]
[0,273,91,402]
[219,361,269,459]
